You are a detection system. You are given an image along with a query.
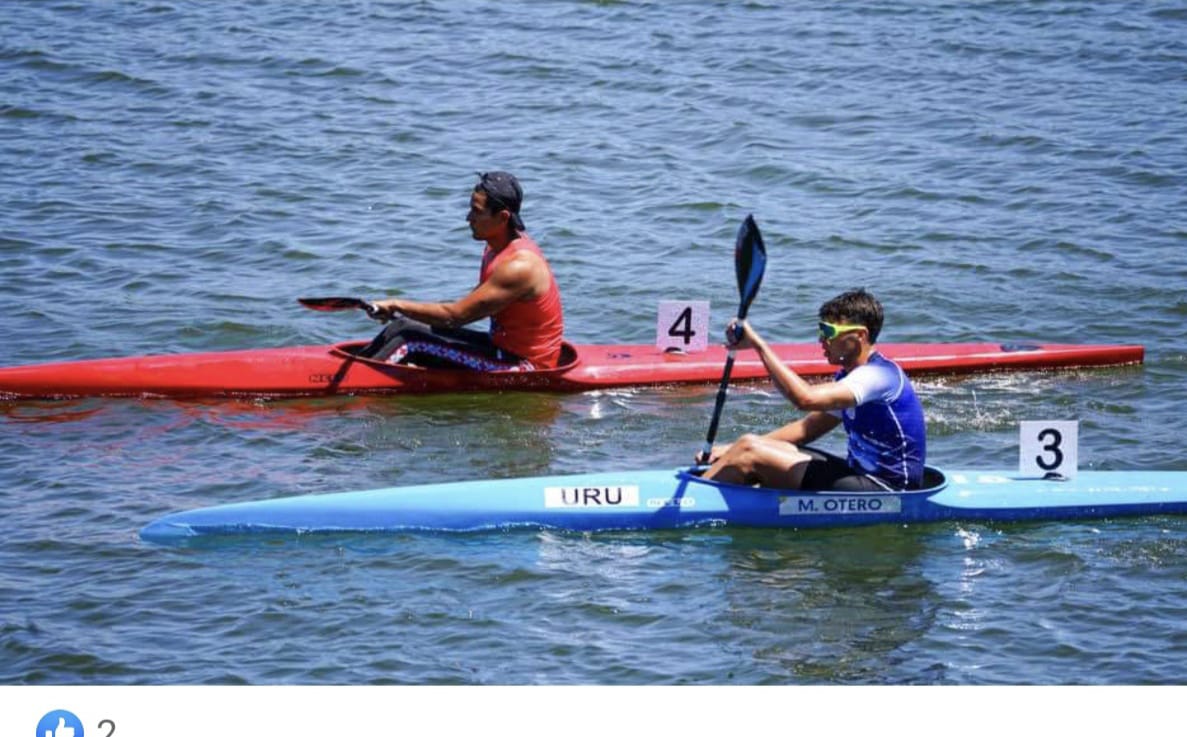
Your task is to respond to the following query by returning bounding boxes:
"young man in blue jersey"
[702,289,926,491]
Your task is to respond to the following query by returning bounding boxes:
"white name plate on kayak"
[657,300,710,353]
[780,494,902,516]
[545,485,640,508]
[1020,420,1079,478]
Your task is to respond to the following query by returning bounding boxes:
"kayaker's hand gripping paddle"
[697,215,767,465]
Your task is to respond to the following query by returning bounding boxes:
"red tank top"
[479,235,565,368]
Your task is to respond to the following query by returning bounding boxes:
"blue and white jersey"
[829,352,926,489]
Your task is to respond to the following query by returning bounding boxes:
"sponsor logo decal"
[647,497,696,509]
[545,485,640,508]
[779,494,902,516]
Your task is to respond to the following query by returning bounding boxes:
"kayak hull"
[1,340,1144,399]
[140,467,1187,541]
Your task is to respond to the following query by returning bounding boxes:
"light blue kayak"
[139,466,1187,542]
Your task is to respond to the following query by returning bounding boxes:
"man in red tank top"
[365,172,565,370]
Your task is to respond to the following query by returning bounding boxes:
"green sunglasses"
[818,321,866,341]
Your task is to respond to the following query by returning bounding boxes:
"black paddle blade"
[734,214,767,321]
[297,297,371,312]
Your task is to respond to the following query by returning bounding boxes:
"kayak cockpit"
[677,464,948,497]
[329,340,581,375]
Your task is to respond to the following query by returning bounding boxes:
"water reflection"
[519,522,950,684]
[707,526,945,684]
[1,390,568,427]
[0,397,109,424]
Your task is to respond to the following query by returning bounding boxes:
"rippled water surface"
[2,1,1187,685]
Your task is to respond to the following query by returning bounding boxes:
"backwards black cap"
[475,171,525,231]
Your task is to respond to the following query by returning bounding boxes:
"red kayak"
[0,339,1144,400]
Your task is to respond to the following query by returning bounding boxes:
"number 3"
[1036,428,1063,471]
[1019,420,1078,479]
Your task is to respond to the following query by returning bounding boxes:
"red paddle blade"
[297,297,369,312]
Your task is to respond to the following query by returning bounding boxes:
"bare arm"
[696,321,852,466]
[734,320,857,412]
[372,252,543,328]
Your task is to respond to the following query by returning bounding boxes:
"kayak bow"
[140,466,1187,542]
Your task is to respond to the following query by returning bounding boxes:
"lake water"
[2,0,1187,692]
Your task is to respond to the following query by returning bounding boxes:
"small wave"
[0,105,46,120]
[82,69,170,96]
[1149,7,1187,21]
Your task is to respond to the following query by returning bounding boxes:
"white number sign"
[1019,420,1079,478]
[656,300,710,353]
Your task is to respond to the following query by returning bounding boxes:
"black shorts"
[799,448,898,492]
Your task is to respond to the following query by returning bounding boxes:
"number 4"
[656,301,710,353]
[668,307,695,344]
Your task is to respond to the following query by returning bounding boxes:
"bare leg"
[702,434,813,488]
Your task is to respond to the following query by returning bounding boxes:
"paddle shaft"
[699,349,738,462]
[697,215,765,465]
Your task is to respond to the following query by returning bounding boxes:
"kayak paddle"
[697,215,767,464]
[298,297,383,320]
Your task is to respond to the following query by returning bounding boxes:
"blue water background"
[2,1,1187,685]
